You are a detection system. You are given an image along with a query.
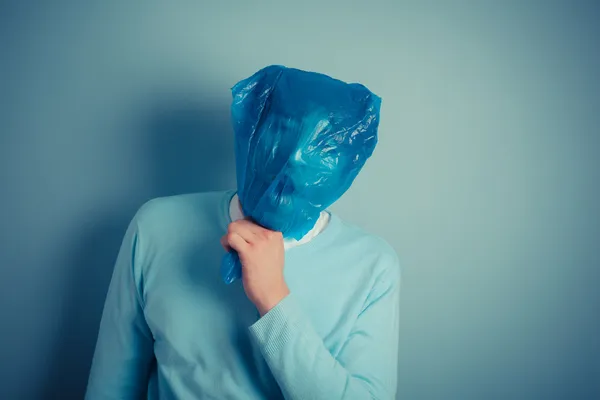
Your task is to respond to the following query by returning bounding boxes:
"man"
[86,66,400,399]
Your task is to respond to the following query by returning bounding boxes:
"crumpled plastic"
[221,65,381,284]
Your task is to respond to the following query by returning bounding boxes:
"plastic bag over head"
[221,65,381,284]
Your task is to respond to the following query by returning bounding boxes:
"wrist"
[256,285,290,316]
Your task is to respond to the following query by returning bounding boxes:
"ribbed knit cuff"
[248,294,305,359]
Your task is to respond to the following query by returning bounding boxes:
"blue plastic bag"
[221,65,381,284]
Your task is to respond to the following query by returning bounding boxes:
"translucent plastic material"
[221,65,381,284]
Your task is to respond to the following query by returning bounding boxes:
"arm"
[249,261,400,400]
[222,219,401,399]
[85,213,154,400]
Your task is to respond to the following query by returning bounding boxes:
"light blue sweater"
[86,190,401,399]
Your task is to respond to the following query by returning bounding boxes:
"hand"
[221,219,289,316]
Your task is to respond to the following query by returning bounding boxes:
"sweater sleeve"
[85,212,154,400]
[248,255,401,400]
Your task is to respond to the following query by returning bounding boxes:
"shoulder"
[123,190,232,287]
[333,215,401,286]
[130,190,231,235]
[128,190,232,253]
[135,190,229,225]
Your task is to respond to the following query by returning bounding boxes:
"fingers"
[235,219,264,234]
[222,231,249,253]
[222,219,283,252]
[227,219,263,243]
[220,235,231,251]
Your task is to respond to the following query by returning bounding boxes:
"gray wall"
[1,1,599,399]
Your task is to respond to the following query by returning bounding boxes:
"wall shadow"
[143,97,236,197]
[40,97,236,398]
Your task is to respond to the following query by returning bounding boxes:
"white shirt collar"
[229,193,329,250]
